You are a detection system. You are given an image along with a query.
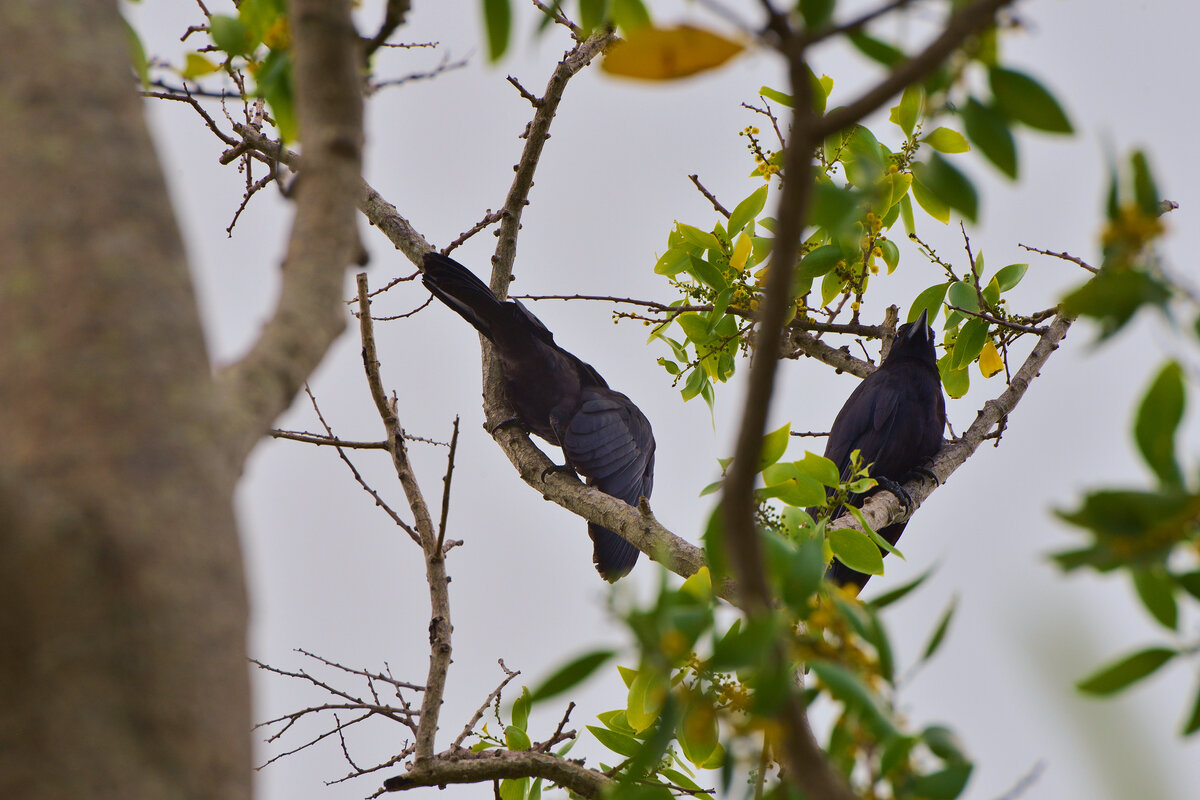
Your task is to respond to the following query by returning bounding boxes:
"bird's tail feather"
[422,252,502,339]
[589,523,639,582]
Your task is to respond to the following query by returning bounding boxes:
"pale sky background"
[130,1,1200,798]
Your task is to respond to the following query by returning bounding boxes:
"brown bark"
[0,1,250,798]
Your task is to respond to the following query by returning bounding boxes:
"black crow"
[821,309,946,589]
[421,252,655,581]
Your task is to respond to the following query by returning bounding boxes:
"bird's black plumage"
[821,309,946,589]
[421,252,655,581]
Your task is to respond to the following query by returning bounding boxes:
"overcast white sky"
[131,1,1200,798]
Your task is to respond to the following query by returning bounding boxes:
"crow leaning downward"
[821,309,946,589]
[421,252,655,581]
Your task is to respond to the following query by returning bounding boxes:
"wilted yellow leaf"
[979,339,1003,377]
[602,25,744,81]
[181,52,221,80]
[730,232,752,271]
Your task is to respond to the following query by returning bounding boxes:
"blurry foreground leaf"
[602,25,744,80]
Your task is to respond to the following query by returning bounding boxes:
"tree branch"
[383,748,610,798]
[215,0,364,469]
[356,274,451,763]
[829,313,1073,540]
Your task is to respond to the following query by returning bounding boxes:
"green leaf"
[1131,151,1160,217]
[992,263,1028,292]
[482,0,512,61]
[1178,571,1200,602]
[828,527,884,576]
[1132,567,1178,631]
[909,283,949,325]
[798,244,843,279]
[912,155,978,222]
[512,687,531,729]
[868,566,934,610]
[759,423,791,470]
[909,763,973,800]
[678,698,719,767]
[529,650,615,703]
[951,317,988,370]
[626,670,667,733]
[921,596,958,662]
[1183,677,1200,736]
[499,777,528,800]
[878,238,900,273]
[799,0,835,29]
[210,14,257,57]
[121,15,150,89]
[989,67,1073,133]
[1135,362,1185,488]
[889,83,924,138]
[1061,268,1171,340]
[676,223,722,251]
[937,354,970,399]
[587,724,643,757]
[653,248,690,276]
[848,31,905,67]
[922,724,968,763]
[961,97,1017,179]
[579,0,609,32]
[758,476,826,507]
[611,0,651,32]
[505,725,532,751]
[946,279,980,315]
[923,127,970,154]
[256,50,296,142]
[810,661,898,739]
[1077,647,1177,695]
[798,451,840,487]
[759,85,793,108]
[911,172,950,224]
[728,185,768,236]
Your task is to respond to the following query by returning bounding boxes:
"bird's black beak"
[906,308,931,343]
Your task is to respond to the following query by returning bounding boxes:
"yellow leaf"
[730,232,752,271]
[979,339,1003,377]
[181,52,221,80]
[601,25,744,81]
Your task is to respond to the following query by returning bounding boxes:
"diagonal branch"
[356,273,451,764]
[829,313,1073,541]
[215,0,364,469]
[382,748,610,797]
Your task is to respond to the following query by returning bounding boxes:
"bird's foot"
[874,477,914,513]
[541,463,579,482]
[489,416,524,435]
[910,465,940,486]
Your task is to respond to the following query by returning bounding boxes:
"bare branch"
[383,748,610,797]
[363,0,411,57]
[270,429,390,449]
[1018,242,1099,273]
[356,273,452,764]
[452,660,521,750]
[689,174,731,217]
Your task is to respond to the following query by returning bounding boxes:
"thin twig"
[303,384,421,544]
[356,273,451,764]
[437,417,460,553]
[452,660,521,750]
[270,429,390,449]
[1018,243,1099,273]
[688,174,731,217]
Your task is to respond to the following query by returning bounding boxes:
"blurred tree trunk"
[0,1,251,798]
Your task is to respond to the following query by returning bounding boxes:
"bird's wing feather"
[421,252,503,339]
[561,388,655,581]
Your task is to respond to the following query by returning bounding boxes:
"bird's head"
[885,308,937,365]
